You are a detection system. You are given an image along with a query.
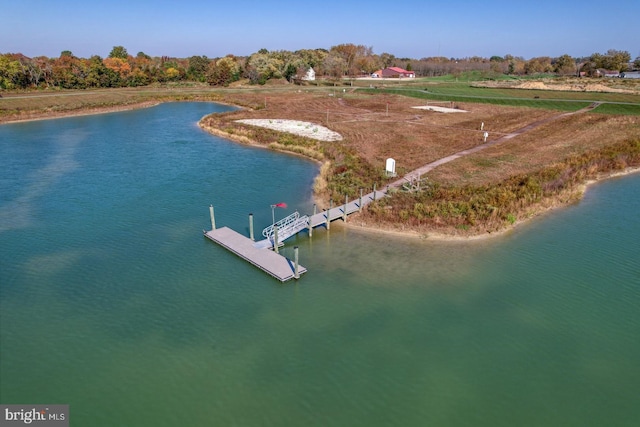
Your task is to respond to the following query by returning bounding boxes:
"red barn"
[376,67,415,78]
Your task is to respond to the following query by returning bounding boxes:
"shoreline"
[343,166,640,242]
[5,100,639,242]
[0,101,161,125]
[198,118,326,166]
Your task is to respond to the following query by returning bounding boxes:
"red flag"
[274,202,287,208]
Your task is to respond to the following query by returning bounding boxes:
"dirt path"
[389,103,601,188]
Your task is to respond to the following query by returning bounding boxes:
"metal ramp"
[262,211,309,246]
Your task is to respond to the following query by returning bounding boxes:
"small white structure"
[302,67,315,81]
[385,158,397,177]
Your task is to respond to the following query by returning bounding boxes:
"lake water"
[1,102,639,426]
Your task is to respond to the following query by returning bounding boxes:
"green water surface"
[1,103,639,426]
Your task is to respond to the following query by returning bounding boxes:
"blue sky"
[3,0,638,59]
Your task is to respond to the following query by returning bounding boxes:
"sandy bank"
[235,119,343,141]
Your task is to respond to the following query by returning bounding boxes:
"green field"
[357,84,640,114]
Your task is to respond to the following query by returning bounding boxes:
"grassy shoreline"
[347,165,640,241]
[3,85,639,240]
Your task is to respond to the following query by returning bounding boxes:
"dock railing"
[262,211,310,243]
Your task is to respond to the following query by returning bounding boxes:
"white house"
[302,67,315,81]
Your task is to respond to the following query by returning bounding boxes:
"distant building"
[596,69,620,78]
[372,67,415,78]
[301,67,315,81]
[620,71,640,79]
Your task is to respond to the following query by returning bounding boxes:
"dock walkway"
[204,189,385,281]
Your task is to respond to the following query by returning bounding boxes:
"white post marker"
[385,158,396,177]
[483,131,489,142]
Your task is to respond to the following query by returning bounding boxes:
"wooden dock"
[309,194,368,228]
[204,226,307,282]
[204,187,387,282]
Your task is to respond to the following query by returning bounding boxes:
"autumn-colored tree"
[322,52,347,79]
[2,44,635,90]
[21,56,49,87]
[329,44,373,76]
[245,52,283,84]
[554,54,576,76]
[207,56,240,86]
[103,57,131,81]
[164,67,180,80]
[131,53,153,77]
[51,53,84,88]
[84,55,113,87]
[581,50,631,75]
[294,48,328,69]
[602,49,631,71]
[489,56,507,74]
[587,50,631,72]
[524,57,552,74]
[354,54,380,75]
[0,54,23,89]
[330,44,357,75]
[126,68,150,86]
[379,52,395,68]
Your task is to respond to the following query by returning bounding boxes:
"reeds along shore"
[355,138,640,239]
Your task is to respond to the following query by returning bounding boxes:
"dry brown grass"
[429,113,640,186]
[209,90,564,176]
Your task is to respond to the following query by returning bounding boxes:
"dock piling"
[249,213,254,241]
[274,225,279,254]
[343,195,348,222]
[294,246,300,279]
[373,184,377,201]
[209,205,216,230]
[359,189,363,212]
[327,199,332,230]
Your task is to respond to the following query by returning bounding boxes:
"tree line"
[1,44,638,90]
